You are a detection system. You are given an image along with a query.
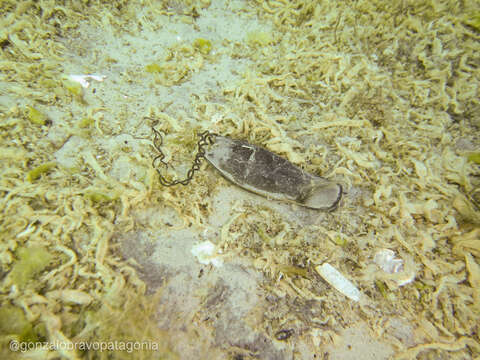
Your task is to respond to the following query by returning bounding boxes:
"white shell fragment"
[374,249,404,274]
[204,136,342,211]
[373,249,415,287]
[68,74,106,88]
[191,241,223,267]
[315,263,361,302]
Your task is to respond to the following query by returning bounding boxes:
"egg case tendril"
[152,127,217,187]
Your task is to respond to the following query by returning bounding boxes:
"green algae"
[84,190,117,203]
[62,79,85,102]
[78,117,94,129]
[277,264,308,278]
[332,235,348,247]
[464,12,480,31]
[26,105,47,126]
[193,38,212,55]
[26,162,56,182]
[0,305,37,342]
[246,31,273,47]
[8,246,53,288]
[145,63,163,73]
[467,152,480,164]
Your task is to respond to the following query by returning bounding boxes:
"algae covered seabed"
[1,0,479,359]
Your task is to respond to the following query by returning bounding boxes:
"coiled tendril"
[152,127,216,186]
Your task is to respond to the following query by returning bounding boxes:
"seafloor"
[0,0,479,359]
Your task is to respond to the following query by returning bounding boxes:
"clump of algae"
[467,152,480,165]
[0,304,47,360]
[63,79,85,102]
[145,63,162,73]
[7,246,53,288]
[71,288,177,360]
[26,105,48,126]
[193,38,212,55]
[246,31,273,47]
[464,12,480,31]
[0,305,38,342]
[26,162,56,182]
[78,117,94,129]
[144,39,216,86]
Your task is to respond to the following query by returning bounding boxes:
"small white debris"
[374,249,415,286]
[68,74,106,88]
[16,223,36,238]
[191,241,223,267]
[315,263,361,302]
[374,249,404,274]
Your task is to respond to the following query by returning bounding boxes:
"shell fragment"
[315,263,361,301]
[204,136,342,211]
[68,74,106,88]
[373,249,415,287]
[373,249,404,274]
[191,241,223,267]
